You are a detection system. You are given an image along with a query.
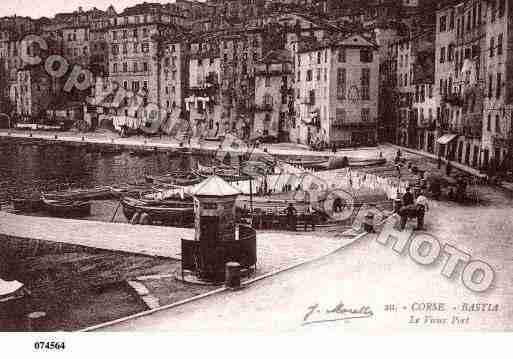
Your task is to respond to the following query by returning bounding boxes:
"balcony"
[251,103,273,112]
[334,121,377,130]
[418,120,436,131]
[492,133,509,147]
[442,93,464,107]
[456,24,485,47]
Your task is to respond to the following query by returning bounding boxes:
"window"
[361,68,370,100]
[306,70,312,81]
[361,108,370,122]
[496,72,502,98]
[499,0,505,18]
[448,44,454,62]
[123,62,127,72]
[142,43,149,53]
[338,49,346,62]
[498,34,503,55]
[112,44,119,55]
[317,51,321,64]
[487,113,491,131]
[360,49,373,63]
[334,108,345,127]
[133,62,138,72]
[132,81,139,92]
[265,76,270,87]
[123,43,128,54]
[143,62,148,72]
[123,81,128,90]
[123,30,127,39]
[113,63,118,72]
[143,28,148,37]
[488,74,493,98]
[450,11,455,29]
[440,47,446,63]
[134,43,138,53]
[309,90,315,106]
[133,29,138,38]
[263,94,272,106]
[143,81,148,90]
[112,31,117,40]
[490,37,495,57]
[297,71,301,82]
[439,15,447,32]
[337,68,346,99]
[316,68,321,81]
[496,115,501,133]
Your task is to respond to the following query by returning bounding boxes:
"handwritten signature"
[302,302,373,326]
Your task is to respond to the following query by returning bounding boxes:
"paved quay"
[0,129,382,159]
[88,215,513,332]
[0,212,345,276]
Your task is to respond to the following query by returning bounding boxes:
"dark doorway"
[200,216,219,242]
[473,146,479,168]
[483,148,489,171]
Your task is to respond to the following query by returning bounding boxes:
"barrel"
[26,311,47,331]
[225,262,241,289]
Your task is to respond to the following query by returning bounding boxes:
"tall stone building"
[253,49,294,141]
[296,32,379,147]
[482,0,510,173]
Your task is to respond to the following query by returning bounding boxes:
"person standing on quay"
[446,160,452,176]
[286,202,297,231]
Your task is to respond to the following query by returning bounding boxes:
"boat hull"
[42,199,91,218]
[42,187,114,201]
[121,197,194,227]
[12,198,43,212]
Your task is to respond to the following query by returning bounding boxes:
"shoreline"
[0,129,380,160]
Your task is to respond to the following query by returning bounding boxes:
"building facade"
[296,33,379,147]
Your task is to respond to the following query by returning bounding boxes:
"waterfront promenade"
[0,129,382,159]
[88,209,513,332]
[0,212,346,277]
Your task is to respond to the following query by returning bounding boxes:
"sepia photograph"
[0,0,511,346]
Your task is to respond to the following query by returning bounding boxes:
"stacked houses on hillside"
[1,0,512,175]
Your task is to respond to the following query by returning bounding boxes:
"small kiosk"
[181,176,257,283]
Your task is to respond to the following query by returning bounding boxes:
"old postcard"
[0,0,511,343]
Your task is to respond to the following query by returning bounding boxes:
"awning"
[436,133,458,145]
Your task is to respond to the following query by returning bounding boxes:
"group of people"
[130,210,152,225]
[397,187,429,231]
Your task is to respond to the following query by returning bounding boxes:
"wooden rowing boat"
[121,196,194,226]
[42,198,91,218]
[42,186,114,201]
[109,183,158,198]
[145,171,204,186]
[286,157,386,170]
[12,197,43,212]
